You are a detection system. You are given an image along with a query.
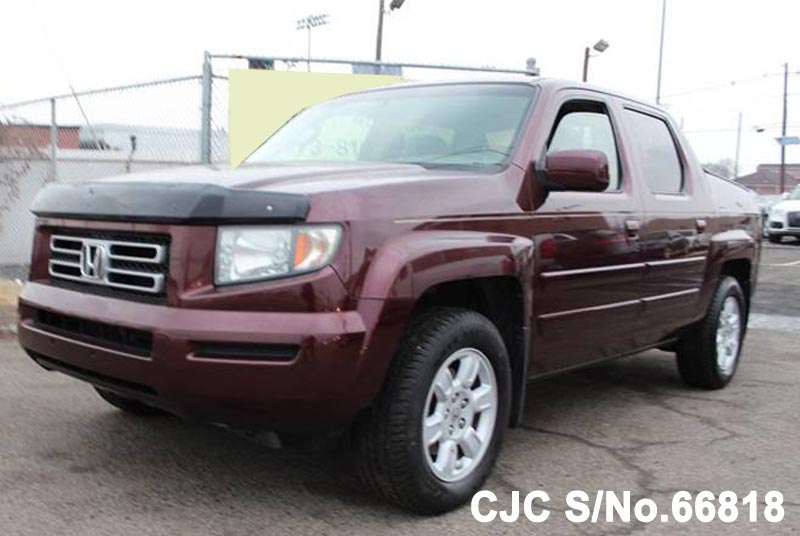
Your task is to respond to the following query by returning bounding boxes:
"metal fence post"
[199,51,213,164]
[49,98,58,182]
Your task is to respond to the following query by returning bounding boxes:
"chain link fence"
[0,74,232,333]
[0,53,536,334]
[0,74,230,261]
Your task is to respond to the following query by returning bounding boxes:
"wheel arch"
[704,230,759,319]
[411,276,530,428]
[353,230,534,428]
[719,257,754,322]
[720,258,753,296]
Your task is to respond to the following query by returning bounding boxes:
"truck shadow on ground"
[53,350,687,516]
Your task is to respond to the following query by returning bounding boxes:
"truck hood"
[771,199,800,213]
[104,162,480,194]
[33,162,525,223]
[101,162,525,221]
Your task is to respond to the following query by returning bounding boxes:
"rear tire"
[354,307,511,514]
[676,276,746,389]
[94,387,166,416]
[768,234,782,244]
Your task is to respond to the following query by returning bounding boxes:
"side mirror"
[544,150,610,192]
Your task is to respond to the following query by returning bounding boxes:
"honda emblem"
[80,242,108,280]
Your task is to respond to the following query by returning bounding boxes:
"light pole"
[779,62,789,194]
[735,123,768,181]
[656,0,667,104]
[376,0,406,62]
[582,39,609,82]
[734,111,742,179]
[296,13,330,72]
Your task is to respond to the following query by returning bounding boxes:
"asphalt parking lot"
[1,243,798,535]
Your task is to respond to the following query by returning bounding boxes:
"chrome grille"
[49,234,167,294]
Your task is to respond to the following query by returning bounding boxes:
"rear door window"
[623,110,683,193]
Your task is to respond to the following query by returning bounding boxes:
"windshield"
[245,83,536,170]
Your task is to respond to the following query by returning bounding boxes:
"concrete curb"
[0,278,21,339]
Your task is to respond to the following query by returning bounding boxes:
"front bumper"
[18,282,369,430]
[766,221,800,237]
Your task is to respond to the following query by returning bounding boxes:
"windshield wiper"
[425,146,510,162]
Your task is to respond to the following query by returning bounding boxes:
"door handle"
[696,218,707,232]
[625,219,641,238]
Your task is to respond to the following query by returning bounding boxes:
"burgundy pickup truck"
[18,79,760,513]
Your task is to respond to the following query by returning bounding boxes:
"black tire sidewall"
[707,278,746,386]
[401,312,511,510]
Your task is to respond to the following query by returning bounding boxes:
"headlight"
[215,225,342,285]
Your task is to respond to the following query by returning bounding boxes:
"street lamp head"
[593,39,610,53]
[389,0,406,10]
[297,13,330,30]
[310,14,330,27]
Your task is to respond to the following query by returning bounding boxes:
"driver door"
[531,93,646,374]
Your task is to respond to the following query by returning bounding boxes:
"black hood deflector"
[30,182,310,224]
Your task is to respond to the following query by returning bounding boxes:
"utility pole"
[656,0,667,104]
[779,62,789,194]
[582,47,590,82]
[375,0,385,61]
[375,0,405,62]
[582,40,609,82]
[734,111,742,179]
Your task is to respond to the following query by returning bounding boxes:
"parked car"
[765,187,800,243]
[756,195,782,238]
[18,79,761,513]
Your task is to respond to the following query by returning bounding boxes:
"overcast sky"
[1,0,798,174]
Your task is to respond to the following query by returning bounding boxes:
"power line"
[0,75,201,110]
[685,123,800,134]
[29,0,101,148]
[663,70,800,100]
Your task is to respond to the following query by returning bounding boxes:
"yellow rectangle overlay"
[229,70,404,167]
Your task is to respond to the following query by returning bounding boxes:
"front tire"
[676,277,746,389]
[768,234,782,244]
[354,307,511,514]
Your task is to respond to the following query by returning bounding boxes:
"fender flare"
[359,230,534,300]
[701,229,759,312]
[353,230,535,426]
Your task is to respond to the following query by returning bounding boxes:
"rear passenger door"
[620,106,711,345]
[532,94,646,373]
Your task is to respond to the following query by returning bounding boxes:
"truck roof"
[342,76,663,113]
